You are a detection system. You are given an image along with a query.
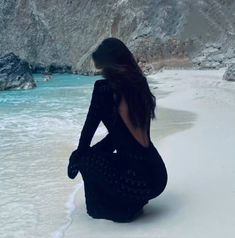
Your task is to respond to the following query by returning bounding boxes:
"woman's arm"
[76,80,102,155]
[90,133,115,153]
[76,80,116,154]
[68,80,115,179]
[68,81,102,179]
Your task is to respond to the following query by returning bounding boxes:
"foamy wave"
[51,181,84,238]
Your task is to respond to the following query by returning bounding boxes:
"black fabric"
[67,79,168,222]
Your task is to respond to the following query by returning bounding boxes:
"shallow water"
[0,74,196,238]
[0,74,105,238]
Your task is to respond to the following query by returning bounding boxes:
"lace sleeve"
[76,80,102,155]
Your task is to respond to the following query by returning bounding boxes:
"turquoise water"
[0,74,106,238]
[0,73,100,126]
[0,73,104,154]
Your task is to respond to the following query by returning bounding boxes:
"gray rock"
[224,58,235,65]
[223,64,235,82]
[0,52,36,90]
[192,42,235,69]
[32,63,72,74]
[0,0,235,74]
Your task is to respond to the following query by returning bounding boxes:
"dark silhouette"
[92,37,156,129]
[67,37,168,223]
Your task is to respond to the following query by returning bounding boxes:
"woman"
[67,37,168,222]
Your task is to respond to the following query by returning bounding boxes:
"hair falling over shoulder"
[92,37,156,130]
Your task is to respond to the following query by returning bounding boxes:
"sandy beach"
[60,68,235,238]
[1,1,235,237]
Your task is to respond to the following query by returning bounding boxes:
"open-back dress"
[68,79,168,222]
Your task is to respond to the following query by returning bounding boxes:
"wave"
[51,181,84,238]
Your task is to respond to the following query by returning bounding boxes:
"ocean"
[0,74,107,238]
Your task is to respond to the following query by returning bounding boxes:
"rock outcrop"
[0,0,234,74]
[192,43,235,69]
[0,52,36,90]
[223,64,235,82]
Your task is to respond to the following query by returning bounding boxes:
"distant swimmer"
[43,73,52,81]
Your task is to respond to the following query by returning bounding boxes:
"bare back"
[117,96,150,148]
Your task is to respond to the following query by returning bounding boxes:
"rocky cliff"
[0,0,235,74]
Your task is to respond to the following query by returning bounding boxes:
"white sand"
[63,69,235,238]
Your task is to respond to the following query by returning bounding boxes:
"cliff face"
[0,0,235,74]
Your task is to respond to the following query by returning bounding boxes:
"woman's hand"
[67,149,80,179]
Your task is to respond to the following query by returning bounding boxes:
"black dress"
[68,79,168,222]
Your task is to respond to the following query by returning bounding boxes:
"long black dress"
[68,79,168,222]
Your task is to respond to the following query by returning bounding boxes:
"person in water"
[67,37,168,222]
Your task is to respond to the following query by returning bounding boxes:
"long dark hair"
[92,37,156,130]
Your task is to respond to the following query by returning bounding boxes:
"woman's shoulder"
[94,78,108,86]
[94,79,115,108]
[94,79,111,93]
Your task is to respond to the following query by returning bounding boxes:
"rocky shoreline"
[223,64,235,82]
[0,53,36,91]
[1,51,234,91]
[1,1,234,76]
[31,64,73,74]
